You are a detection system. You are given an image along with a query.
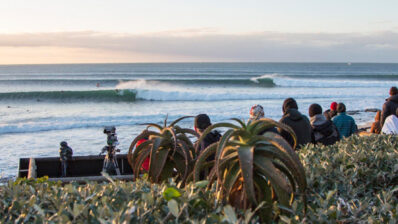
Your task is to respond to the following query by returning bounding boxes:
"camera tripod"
[101,146,121,176]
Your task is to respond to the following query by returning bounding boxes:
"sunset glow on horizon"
[1,0,398,64]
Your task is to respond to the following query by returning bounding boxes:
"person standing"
[278,98,312,149]
[381,86,398,127]
[308,103,340,145]
[59,141,73,177]
[332,103,358,138]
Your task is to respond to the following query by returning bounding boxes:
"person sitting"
[194,114,221,154]
[249,104,278,134]
[332,103,358,138]
[59,141,73,177]
[370,110,382,134]
[381,108,398,134]
[278,98,312,149]
[308,103,340,146]
[324,102,338,121]
[381,86,398,127]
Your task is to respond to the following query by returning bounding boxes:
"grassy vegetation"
[1,135,397,223]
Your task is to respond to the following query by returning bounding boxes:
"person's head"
[337,103,346,113]
[390,86,398,96]
[282,98,298,113]
[375,110,381,121]
[396,108,398,116]
[194,114,211,133]
[249,104,264,120]
[330,102,338,111]
[308,104,322,117]
[60,141,68,147]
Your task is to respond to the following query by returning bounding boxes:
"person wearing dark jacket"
[308,104,340,146]
[59,141,73,177]
[381,86,398,126]
[194,114,221,154]
[278,98,312,149]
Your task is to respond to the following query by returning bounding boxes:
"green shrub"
[1,176,262,223]
[288,134,398,223]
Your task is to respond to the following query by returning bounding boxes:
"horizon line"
[1,61,398,66]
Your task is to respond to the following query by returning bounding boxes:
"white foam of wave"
[272,76,398,88]
[250,73,279,83]
[0,114,179,135]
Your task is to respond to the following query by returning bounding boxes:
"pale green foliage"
[1,178,262,223]
[287,135,398,223]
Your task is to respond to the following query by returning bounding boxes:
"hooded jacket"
[381,95,398,126]
[279,108,312,149]
[310,114,340,146]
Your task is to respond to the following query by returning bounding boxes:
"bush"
[289,134,398,223]
[1,135,397,223]
[0,176,260,223]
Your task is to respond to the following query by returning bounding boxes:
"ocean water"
[0,62,397,178]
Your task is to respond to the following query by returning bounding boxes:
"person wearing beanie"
[308,103,340,145]
[381,86,398,126]
[249,104,278,134]
[332,103,358,138]
[279,98,312,149]
[370,111,382,134]
[324,101,338,120]
[249,104,265,120]
[194,114,221,154]
[381,108,398,134]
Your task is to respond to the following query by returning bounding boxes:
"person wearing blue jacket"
[332,103,358,138]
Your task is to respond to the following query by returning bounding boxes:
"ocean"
[0,62,397,178]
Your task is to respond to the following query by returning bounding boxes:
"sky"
[1,0,398,64]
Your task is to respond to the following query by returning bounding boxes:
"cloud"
[0,30,398,63]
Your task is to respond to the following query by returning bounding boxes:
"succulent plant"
[193,118,307,220]
[127,116,199,184]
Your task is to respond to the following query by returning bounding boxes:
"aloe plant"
[128,116,199,184]
[194,118,307,219]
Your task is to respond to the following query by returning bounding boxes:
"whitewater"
[0,63,397,178]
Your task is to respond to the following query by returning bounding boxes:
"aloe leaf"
[223,162,241,197]
[262,132,306,191]
[253,156,292,207]
[169,116,194,127]
[133,147,151,180]
[197,123,240,151]
[148,137,164,180]
[253,174,273,221]
[193,142,218,181]
[215,129,235,182]
[237,145,257,205]
[153,148,171,182]
[128,130,154,168]
[164,114,168,127]
[174,127,200,138]
[255,144,306,205]
[229,118,246,128]
[142,123,163,131]
[164,127,178,152]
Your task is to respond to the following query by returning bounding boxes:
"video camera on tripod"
[100,126,121,175]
